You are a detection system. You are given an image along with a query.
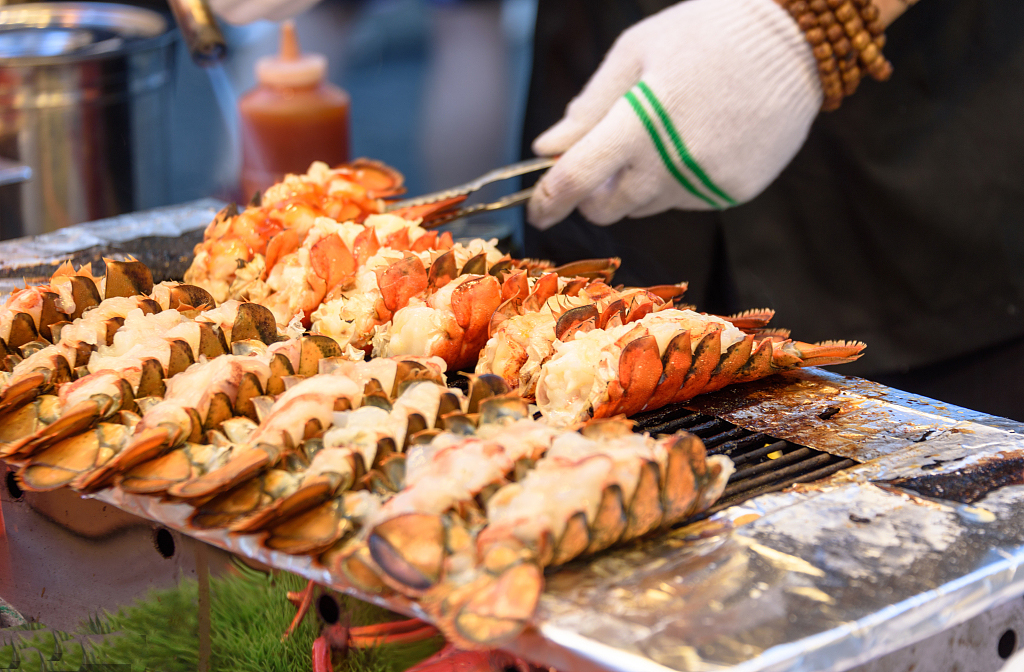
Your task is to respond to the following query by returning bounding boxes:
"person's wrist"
[774,0,893,110]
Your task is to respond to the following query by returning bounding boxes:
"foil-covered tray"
[87,369,1024,672]
[0,199,224,296]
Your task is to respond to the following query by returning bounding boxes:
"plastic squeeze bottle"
[238,21,350,199]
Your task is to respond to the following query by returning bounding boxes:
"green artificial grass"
[0,562,443,672]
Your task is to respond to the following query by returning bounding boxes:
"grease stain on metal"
[880,455,1024,504]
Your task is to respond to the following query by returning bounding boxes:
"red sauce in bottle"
[238,21,350,200]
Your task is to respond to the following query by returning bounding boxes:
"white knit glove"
[527,0,823,229]
[208,0,321,24]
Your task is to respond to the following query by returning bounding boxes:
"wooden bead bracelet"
[775,0,893,111]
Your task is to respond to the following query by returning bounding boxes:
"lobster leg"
[348,618,439,647]
[388,195,467,226]
[312,635,333,672]
[284,579,317,641]
[546,257,621,282]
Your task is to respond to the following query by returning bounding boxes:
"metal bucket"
[0,3,176,239]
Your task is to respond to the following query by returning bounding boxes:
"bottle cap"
[255,20,326,88]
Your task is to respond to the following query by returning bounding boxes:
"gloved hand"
[528,0,823,229]
[208,0,322,25]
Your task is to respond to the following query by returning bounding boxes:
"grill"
[83,367,1024,672]
[631,405,858,514]
[5,204,1024,672]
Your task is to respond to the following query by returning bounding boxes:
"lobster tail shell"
[103,259,154,299]
[536,309,865,426]
[369,513,447,596]
[398,428,732,650]
[18,422,134,492]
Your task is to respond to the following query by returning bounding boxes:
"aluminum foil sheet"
[85,369,1024,672]
[0,199,225,297]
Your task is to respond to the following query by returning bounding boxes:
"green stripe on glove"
[528,0,823,229]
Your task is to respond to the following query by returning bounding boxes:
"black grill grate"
[631,403,857,514]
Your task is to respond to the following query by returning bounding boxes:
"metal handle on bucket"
[0,159,31,187]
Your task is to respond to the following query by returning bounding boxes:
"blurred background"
[0,0,538,245]
[174,0,537,242]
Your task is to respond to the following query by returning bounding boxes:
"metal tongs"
[383,156,557,228]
